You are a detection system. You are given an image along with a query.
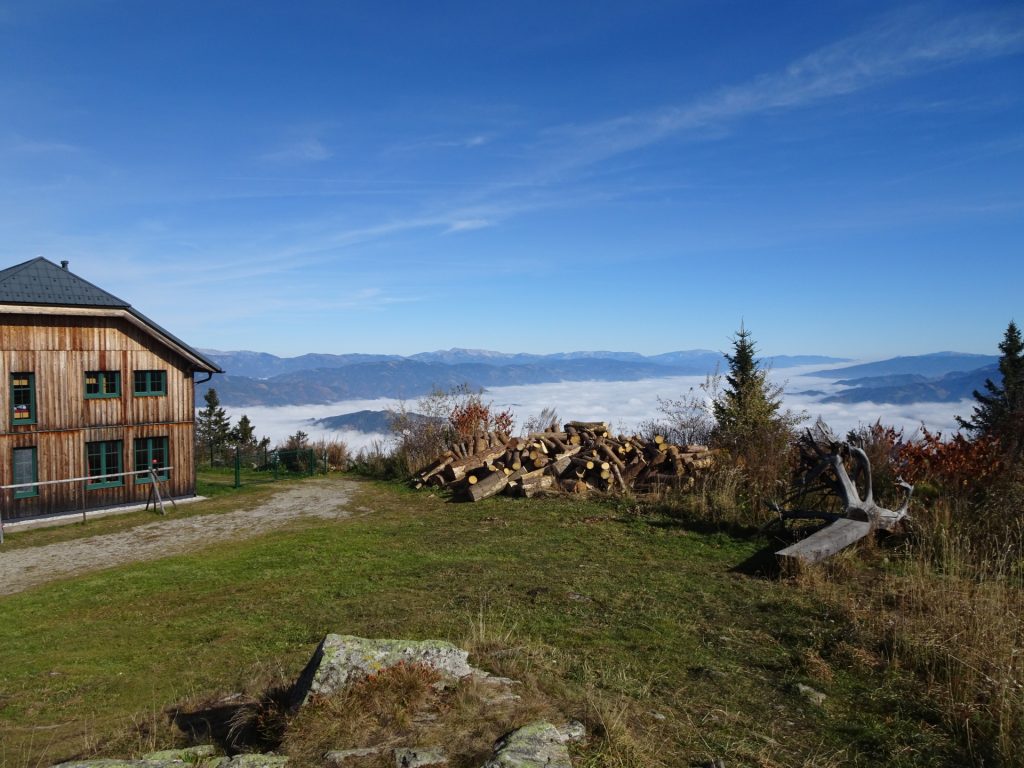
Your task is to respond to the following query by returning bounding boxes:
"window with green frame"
[134,436,169,483]
[10,373,36,425]
[133,370,167,396]
[12,446,38,498]
[85,370,121,398]
[86,440,123,488]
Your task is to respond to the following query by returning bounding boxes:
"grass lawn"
[0,476,962,767]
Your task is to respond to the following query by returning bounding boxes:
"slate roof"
[0,257,130,308]
[0,257,221,373]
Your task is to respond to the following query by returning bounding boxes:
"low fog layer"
[220,366,973,453]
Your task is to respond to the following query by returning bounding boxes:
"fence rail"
[0,467,175,545]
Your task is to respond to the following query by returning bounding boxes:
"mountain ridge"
[809,353,998,380]
[203,347,847,381]
[197,348,998,409]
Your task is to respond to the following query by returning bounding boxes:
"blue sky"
[1,1,1022,359]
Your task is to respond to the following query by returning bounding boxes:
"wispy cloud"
[388,133,494,154]
[45,7,1024,314]
[541,8,1024,171]
[444,218,493,233]
[437,134,491,148]
[261,137,333,163]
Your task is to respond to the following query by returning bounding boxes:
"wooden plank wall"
[0,313,200,519]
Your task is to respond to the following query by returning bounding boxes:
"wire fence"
[196,446,324,491]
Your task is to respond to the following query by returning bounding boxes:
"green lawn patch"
[0,477,961,767]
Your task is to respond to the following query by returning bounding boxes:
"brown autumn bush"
[390,385,515,477]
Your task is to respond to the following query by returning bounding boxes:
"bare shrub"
[309,438,350,471]
[351,440,403,479]
[519,406,560,436]
[642,374,720,446]
[390,385,515,476]
[389,396,452,477]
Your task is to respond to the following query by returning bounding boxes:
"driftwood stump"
[776,420,914,565]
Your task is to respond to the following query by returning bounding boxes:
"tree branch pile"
[412,421,715,501]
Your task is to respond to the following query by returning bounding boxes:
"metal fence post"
[234,448,241,489]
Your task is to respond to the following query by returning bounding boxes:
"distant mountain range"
[201,347,844,380]
[198,348,847,407]
[198,348,1001,410]
[808,352,998,380]
[309,409,438,433]
[801,353,1000,405]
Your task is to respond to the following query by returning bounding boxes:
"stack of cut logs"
[412,421,714,502]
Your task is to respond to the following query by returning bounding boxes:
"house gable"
[0,257,221,375]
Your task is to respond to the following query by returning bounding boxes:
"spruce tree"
[709,322,800,512]
[958,321,1024,454]
[712,323,783,444]
[196,388,232,463]
[232,414,257,447]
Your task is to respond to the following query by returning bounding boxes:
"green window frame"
[134,436,169,483]
[86,440,123,489]
[85,370,121,399]
[12,446,38,499]
[133,370,167,396]
[10,373,36,425]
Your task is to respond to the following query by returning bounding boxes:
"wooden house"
[0,257,222,521]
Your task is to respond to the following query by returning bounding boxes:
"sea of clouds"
[221,365,973,453]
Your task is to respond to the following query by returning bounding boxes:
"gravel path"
[0,477,358,597]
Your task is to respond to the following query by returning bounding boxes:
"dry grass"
[160,611,571,768]
[281,652,562,767]
[309,438,351,471]
[797,522,1024,767]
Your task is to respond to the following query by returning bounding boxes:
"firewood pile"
[412,421,714,501]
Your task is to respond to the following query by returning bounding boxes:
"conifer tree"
[196,388,232,463]
[709,323,801,512]
[958,320,1024,455]
[232,414,257,447]
[712,323,783,445]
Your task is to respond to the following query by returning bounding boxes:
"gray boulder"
[292,635,474,705]
[222,756,287,768]
[483,722,573,768]
[795,683,827,707]
[52,753,282,768]
[393,747,447,767]
[143,747,218,762]
[324,747,380,765]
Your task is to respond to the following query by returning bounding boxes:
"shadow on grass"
[642,512,819,579]
[729,542,784,578]
[170,684,292,755]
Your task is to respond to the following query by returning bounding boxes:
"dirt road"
[0,477,357,597]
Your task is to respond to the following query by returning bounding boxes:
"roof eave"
[0,303,223,375]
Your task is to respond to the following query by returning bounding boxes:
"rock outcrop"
[290,635,475,706]
[54,637,586,768]
[53,748,288,768]
[483,722,574,768]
